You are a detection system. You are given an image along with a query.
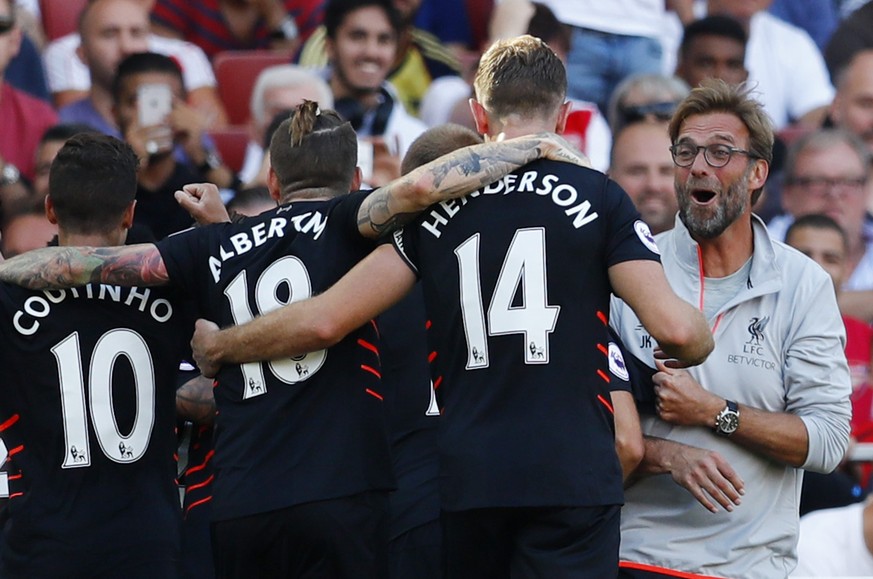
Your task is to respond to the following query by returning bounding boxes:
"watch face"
[719,413,739,434]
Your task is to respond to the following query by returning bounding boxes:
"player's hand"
[367,137,402,187]
[665,443,745,513]
[653,360,723,427]
[191,318,223,378]
[653,347,706,369]
[175,183,230,225]
[540,133,591,168]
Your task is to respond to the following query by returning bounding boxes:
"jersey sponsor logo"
[633,220,660,255]
[12,286,173,336]
[208,213,327,282]
[608,341,630,381]
[421,170,599,238]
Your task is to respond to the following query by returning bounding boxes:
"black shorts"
[389,519,441,579]
[441,504,620,579]
[618,565,701,579]
[211,491,389,579]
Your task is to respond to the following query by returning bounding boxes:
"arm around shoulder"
[609,259,713,367]
[192,244,417,373]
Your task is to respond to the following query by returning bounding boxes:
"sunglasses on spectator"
[0,16,14,34]
[619,101,678,123]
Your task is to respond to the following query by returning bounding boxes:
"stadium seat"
[40,0,87,41]
[212,51,291,126]
[208,127,251,174]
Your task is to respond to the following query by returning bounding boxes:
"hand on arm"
[356,132,590,238]
[190,244,417,374]
[609,260,713,367]
[175,183,231,225]
[0,244,169,289]
[176,374,217,425]
[653,360,811,467]
[634,436,745,513]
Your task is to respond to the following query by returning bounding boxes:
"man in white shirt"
[43,0,227,125]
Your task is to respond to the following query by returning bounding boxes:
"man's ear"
[45,195,58,225]
[75,40,88,67]
[351,166,362,192]
[749,158,770,193]
[121,200,136,229]
[267,167,282,202]
[469,99,489,136]
[555,101,572,133]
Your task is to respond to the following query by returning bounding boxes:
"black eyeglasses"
[0,16,14,35]
[620,101,677,124]
[669,142,758,168]
[785,176,867,197]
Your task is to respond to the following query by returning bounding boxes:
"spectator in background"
[150,0,322,60]
[0,197,57,257]
[785,214,871,516]
[825,0,873,83]
[298,0,461,116]
[238,64,333,187]
[489,0,694,116]
[424,1,613,170]
[113,52,235,239]
[32,124,100,198]
[707,0,834,129]
[607,73,690,136]
[609,120,677,236]
[0,0,57,206]
[675,15,748,89]
[4,20,49,101]
[768,0,838,53]
[767,129,873,296]
[43,0,228,125]
[793,493,873,576]
[320,0,426,185]
[830,49,873,155]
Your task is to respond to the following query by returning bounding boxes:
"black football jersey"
[376,284,440,539]
[393,159,661,510]
[157,191,395,521]
[0,282,189,577]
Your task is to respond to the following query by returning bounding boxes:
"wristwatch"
[0,162,20,186]
[714,399,740,437]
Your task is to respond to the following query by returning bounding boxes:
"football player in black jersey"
[0,134,189,578]
[183,37,716,578]
[0,101,588,578]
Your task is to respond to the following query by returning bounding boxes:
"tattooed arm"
[0,244,170,290]
[176,374,217,425]
[356,132,590,238]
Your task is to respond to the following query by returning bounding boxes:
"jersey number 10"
[54,329,155,469]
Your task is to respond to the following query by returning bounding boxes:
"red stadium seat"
[208,127,251,174]
[40,0,87,41]
[212,51,291,126]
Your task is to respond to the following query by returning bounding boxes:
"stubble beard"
[677,164,752,239]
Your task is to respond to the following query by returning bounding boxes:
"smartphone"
[137,83,173,127]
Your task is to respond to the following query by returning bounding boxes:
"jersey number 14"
[455,228,560,369]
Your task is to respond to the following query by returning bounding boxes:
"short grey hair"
[608,73,690,132]
[249,65,334,125]
[784,128,871,180]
